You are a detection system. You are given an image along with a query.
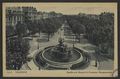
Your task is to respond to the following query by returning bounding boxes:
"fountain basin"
[34,46,90,70]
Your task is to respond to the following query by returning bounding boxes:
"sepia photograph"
[2,3,118,77]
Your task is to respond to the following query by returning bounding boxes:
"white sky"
[3,3,117,15]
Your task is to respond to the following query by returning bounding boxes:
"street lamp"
[95,47,98,67]
[73,34,74,48]
[37,41,39,49]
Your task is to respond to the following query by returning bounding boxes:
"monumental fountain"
[34,37,89,70]
[33,23,89,70]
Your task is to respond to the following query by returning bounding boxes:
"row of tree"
[65,15,86,42]
[6,15,64,69]
[65,12,114,58]
[6,17,64,40]
[6,38,30,70]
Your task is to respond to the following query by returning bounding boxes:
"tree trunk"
[79,34,80,43]
[73,34,75,42]
[39,31,40,38]
[48,33,50,41]
[95,59,97,67]
[75,34,77,42]
[32,34,33,39]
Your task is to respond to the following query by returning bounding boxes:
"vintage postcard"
[2,2,118,77]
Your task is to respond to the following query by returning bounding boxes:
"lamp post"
[37,41,39,49]
[95,48,98,67]
[73,34,74,48]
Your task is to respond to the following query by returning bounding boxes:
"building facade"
[6,7,37,27]
[6,7,63,27]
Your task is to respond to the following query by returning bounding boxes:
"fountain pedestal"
[50,38,71,62]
